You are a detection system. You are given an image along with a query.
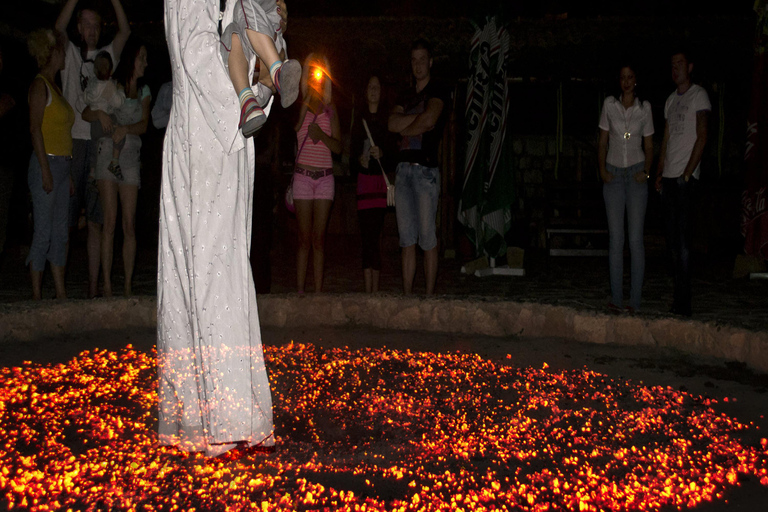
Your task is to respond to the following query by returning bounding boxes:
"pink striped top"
[296,108,334,169]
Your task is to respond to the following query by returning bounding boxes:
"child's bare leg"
[229,33,266,138]
[228,33,251,93]
[245,29,300,108]
[245,30,280,72]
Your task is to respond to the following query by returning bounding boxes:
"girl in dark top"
[352,75,392,293]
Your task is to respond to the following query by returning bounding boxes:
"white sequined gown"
[158,0,274,457]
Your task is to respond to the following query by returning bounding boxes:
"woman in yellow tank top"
[27,28,74,300]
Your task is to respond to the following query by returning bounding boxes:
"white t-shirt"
[663,83,711,179]
[62,40,118,141]
[598,96,654,168]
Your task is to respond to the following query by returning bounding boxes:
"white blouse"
[598,96,654,168]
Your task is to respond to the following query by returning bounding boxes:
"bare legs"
[424,246,438,295]
[295,198,333,293]
[30,265,66,300]
[401,244,438,295]
[87,220,101,298]
[97,179,138,297]
[51,265,66,299]
[120,185,137,296]
[98,179,117,297]
[31,269,43,300]
[228,32,281,94]
[401,245,416,295]
[363,268,380,293]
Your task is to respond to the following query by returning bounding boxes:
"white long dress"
[158,0,274,457]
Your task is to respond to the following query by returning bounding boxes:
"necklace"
[621,98,635,140]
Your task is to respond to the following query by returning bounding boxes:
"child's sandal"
[239,97,266,138]
[274,60,301,108]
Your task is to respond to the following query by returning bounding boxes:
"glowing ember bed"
[1,327,767,511]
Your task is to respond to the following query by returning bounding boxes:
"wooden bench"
[546,227,608,256]
[543,180,608,257]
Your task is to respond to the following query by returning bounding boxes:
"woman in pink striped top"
[293,53,341,293]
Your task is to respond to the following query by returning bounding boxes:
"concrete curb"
[2,294,767,374]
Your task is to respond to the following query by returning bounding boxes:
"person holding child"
[157,0,276,457]
[83,38,150,297]
[55,0,131,298]
[220,0,300,137]
[84,51,125,180]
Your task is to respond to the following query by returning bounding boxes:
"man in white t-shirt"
[55,0,130,298]
[655,49,711,317]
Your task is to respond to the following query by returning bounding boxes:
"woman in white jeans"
[597,63,654,313]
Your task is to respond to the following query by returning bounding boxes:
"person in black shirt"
[388,38,446,295]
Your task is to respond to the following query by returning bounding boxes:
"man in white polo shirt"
[55,0,130,298]
[655,49,711,317]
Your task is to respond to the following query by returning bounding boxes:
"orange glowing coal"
[1,342,766,511]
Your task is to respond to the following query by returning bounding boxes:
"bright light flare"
[1,342,766,511]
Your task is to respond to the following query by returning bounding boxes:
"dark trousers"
[661,176,696,313]
[358,207,386,270]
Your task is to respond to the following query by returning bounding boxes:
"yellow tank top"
[38,74,74,157]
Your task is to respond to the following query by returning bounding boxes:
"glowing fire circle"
[1,342,767,511]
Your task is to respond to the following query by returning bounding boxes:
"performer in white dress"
[158,0,274,457]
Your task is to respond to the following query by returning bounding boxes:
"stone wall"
[3,296,767,374]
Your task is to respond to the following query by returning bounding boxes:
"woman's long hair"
[361,74,387,111]
[612,62,642,104]
[113,36,145,91]
[301,53,332,105]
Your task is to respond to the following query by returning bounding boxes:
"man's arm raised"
[110,0,131,58]
[55,0,79,44]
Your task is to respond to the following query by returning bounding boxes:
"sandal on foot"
[239,97,266,138]
[274,59,302,108]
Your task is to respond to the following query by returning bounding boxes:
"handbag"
[285,112,319,213]
[284,174,295,213]
[362,118,395,207]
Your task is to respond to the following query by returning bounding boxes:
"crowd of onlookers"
[0,0,711,317]
[0,0,451,304]
[0,0,148,300]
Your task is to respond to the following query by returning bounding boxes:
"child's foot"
[239,97,266,138]
[108,161,124,181]
[273,59,301,108]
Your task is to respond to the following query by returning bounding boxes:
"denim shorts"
[394,162,440,250]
